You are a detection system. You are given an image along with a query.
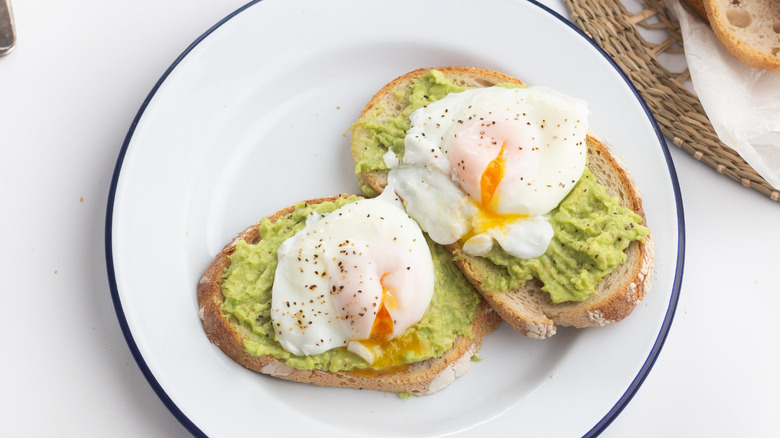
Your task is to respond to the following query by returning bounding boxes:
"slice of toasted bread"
[350,67,654,339]
[702,0,780,72]
[447,137,654,339]
[198,196,502,395]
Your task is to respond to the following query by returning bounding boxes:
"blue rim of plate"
[104,1,685,436]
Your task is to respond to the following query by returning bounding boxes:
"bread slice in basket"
[351,67,654,339]
[198,195,502,395]
[702,0,780,72]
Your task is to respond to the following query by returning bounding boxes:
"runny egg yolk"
[480,142,506,211]
[352,275,426,369]
[369,274,395,341]
[462,142,528,242]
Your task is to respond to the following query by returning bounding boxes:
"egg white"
[271,188,434,362]
[387,86,589,259]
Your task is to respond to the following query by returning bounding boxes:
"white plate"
[106,0,684,436]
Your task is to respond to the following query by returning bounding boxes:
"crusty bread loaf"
[198,196,502,395]
[702,0,780,72]
[350,67,654,339]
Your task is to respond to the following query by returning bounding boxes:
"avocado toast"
[350,67,654,339]
[198,194,501,395]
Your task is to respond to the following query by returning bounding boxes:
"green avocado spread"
[351,69,649,304]
[220,196,482,372]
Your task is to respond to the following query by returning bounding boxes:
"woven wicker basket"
[564,0,779,202]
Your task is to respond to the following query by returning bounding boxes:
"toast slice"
[198,196,502,395]
[447,137,654,339]
[350,67,654,339]
[702,0,780,72]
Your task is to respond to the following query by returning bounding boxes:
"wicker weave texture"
[564,0,779,202]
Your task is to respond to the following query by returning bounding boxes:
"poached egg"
[271,188,434,366]
[386,85,589,259]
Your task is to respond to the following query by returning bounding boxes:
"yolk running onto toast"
[353,275,426,370]
[458,142,527,242]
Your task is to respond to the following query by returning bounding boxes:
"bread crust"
[702,0,780,72]
[681,0,709,22]
[351,67,655,339]
[198,195,501,395]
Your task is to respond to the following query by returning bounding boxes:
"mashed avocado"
[351,69,649,304]
[353,69,467,175]
[353,69,524,175]
[476,169,648,302]
[220,196,482,372]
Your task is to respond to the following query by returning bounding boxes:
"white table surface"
[2,0,778,436]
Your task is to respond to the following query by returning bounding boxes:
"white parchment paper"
[672,0,780,190]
